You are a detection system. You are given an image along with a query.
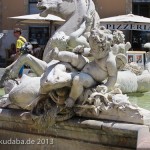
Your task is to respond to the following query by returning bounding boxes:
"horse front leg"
[0,54,47,87]
[10,54,48,78]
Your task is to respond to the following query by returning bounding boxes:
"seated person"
[9,43,17,61]
[30,40,42,59]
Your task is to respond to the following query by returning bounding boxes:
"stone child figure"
[111,30,131,55]
[49,28,127,107]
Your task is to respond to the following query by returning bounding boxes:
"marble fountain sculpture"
[0,0,150,129]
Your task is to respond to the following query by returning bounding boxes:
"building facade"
[0,0,150,63]
[93,0,132,18]
[132,0,150,50]
[95,0,150,51]
[0,0,28,63]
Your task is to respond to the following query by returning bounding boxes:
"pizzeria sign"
[101,23,150,31]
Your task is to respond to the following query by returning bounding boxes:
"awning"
[100,14,150,31]
[8,13,65,25]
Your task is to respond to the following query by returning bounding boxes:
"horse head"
[37,0,100,61]
[37,0,76,20]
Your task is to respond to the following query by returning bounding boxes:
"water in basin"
[128,92,150,111]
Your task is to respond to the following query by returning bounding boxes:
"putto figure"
[45,28,127,107]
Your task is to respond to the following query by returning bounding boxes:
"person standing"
[13,28,27,78]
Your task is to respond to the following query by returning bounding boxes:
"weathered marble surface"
[0,0,150,136]
[0,1,150,149]
[0,108,149,150]
[1,28,150,127]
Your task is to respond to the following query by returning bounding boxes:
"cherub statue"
[44,28,127,107]
[111,30,131,55]
[65,29,127,107]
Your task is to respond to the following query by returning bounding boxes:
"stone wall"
[0,108,149,150]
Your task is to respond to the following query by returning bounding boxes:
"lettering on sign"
[101,23,150,31]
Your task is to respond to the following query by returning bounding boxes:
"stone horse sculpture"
[37,0,100,62]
